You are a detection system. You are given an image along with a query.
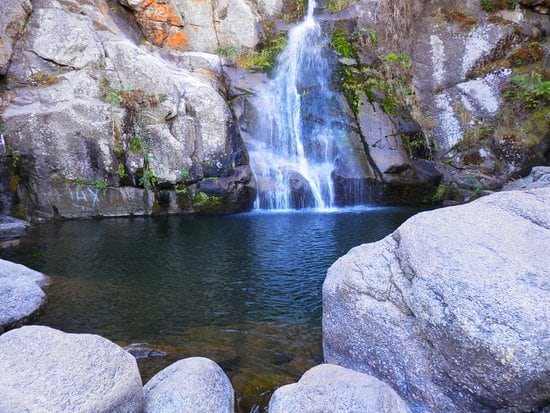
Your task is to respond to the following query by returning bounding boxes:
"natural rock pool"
[1,206,426,411]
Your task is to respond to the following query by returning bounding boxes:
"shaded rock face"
[143,357,234,413]
[268,363,410,413]
[409,1,550,193]
[326,0,549,202]
[1,0,256,219]
[355,95,442,204]
[0,259,48,332]
[323,187,550,412]
[0,325,144,412]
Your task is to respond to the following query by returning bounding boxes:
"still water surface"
[1,206,426,411]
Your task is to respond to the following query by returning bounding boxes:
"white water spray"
[249,0,348,210]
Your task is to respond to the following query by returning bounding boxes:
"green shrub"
[325,0,356,12]
[89,179,107,191]
[129,135,142,152]
[480,0,517,12]
[331,30,354,59]
[117,163,127,179]
[139,169,160,191]
[504,71,550,108]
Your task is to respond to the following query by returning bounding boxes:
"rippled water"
[1,207,426,411]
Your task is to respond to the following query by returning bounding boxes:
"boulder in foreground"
[0,325,144,413]
[144,356,234,413]
[268,363,410,413]
[324,187,550,412]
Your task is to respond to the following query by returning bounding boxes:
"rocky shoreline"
[1,182,548,412]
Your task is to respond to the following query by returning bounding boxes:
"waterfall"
[249,0,354,210]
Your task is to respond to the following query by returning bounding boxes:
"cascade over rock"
[1,0,548,217]
[246,0,369,209]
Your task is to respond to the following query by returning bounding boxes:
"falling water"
[249,0,356,210]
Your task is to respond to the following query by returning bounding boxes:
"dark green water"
[1,206,425,411]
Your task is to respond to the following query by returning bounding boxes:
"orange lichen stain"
[164,31,190,49]
[192,0,206,4]
[152,29,165,46]
[199,68,217,80]
[145,0,182,25]
[192,25,200,33]
[99,0,108,17]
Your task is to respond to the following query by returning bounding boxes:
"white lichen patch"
[435,93,463,150]
[457,70,511,116]
[430,35,446,87]
[462,26,490,77]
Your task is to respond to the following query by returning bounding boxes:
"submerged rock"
[0,325,144,412]
[268,364,410,413]
[143,357,234,413]
[0,259,48,332]
[125,343,168,360]
[323,187,550,412]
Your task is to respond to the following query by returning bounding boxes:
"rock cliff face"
[324,0,549,203]
[0,0,256,219]
[323,187,550,412]
[0,0,548,218]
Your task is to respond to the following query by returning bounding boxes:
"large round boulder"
[0,326,144,412]
[0,259,48,332]
[268,364,410,413]
[143,357,234,413]
[323,187,550,412]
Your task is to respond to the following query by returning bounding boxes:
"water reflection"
[1,207,426,411]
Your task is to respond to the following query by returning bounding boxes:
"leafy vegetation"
[367,29,377,47]
[89,179,108,191]
[215,35,287,72]
[6,145,20,168]
[117,163,128,179]
[108,90,123,106]
[129,135,143,152]
[325,0,356,12]
[138,169,160,191]
[281,0,306,23]
[192,191,223,210]
[431,184,450,203]
[480,0,517,12]
[30,72,61,87]
[330,30,355,59]
[509,42,544,67]
[503,70,550,109]
[331,30,413,117]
